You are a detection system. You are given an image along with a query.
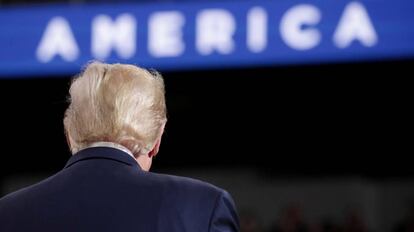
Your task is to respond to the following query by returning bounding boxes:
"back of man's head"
[64,61,167,158]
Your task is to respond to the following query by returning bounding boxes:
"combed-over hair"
[64,61,167,157]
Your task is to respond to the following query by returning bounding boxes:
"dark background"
[0,59,412,184]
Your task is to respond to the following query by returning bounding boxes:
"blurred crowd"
[240,204,414,232]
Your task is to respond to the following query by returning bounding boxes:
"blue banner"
[0,0,413,77]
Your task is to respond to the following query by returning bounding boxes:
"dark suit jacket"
[0,147,239,232]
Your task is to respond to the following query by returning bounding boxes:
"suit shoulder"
[0,180,39,218]
[147,172,225,196]
[146,173,240,231]
[0,173,58,209]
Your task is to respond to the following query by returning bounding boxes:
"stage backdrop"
[0,0,413,77]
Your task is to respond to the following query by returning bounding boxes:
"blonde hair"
[64,61,167,157]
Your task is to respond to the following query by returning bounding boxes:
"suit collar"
[87,141,135,158]
[64,146,141,169]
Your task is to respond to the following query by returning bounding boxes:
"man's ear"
[65,129,73,153]
[148,139,161,158]
[148,123,166,158]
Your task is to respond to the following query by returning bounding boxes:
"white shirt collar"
[86,141,135,159]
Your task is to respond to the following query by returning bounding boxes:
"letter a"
[333,2,378,48]
[36,17,79,63]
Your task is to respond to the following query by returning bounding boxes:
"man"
[0,62,239,232]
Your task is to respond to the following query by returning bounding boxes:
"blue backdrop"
[0,0,413,77]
